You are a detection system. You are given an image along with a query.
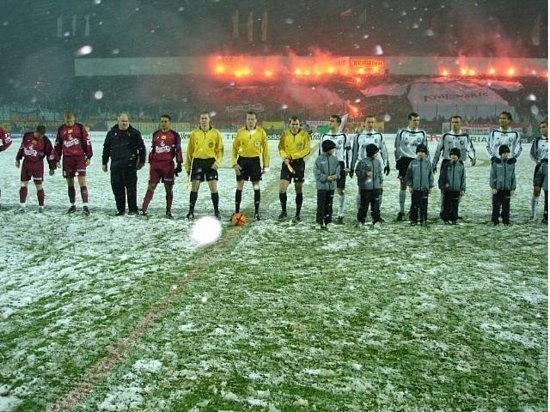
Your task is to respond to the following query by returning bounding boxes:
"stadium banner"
[408,80,516,121]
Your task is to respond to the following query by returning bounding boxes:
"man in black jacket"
[102,113,146,215]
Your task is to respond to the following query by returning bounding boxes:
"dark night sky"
[1,0,547,60]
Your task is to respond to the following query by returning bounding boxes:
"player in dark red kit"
[55,112,93,215]
[140,114,183,218]
[15,125,56,212]
[0,126,13,206]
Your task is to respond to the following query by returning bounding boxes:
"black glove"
[384,165,390,176]
[507,158,517,165]
[490,156,499,163]
[174,162,182,176]
[349,170,354,178]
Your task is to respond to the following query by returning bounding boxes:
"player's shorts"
[396,157,414,180]
[62,156,87,178]
[191,158,218,182]
[236,156,262,182]
[21,160,44,183]
[336,160,347,189]
[149,160,175,184]
[279,158,305,183]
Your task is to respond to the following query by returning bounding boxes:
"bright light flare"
[75,45,93,56]
[190,216,222,247]
[506,68,515,76]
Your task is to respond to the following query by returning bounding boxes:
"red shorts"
[21,161,44,182]
[63,156,87,178]
[149,161,175,184]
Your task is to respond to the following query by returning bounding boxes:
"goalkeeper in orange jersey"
[277,115,311,222]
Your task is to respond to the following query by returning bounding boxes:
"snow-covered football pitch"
[0,133,547,411]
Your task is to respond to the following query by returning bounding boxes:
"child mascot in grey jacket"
[490,144,516,225]
[314,139,340,229]
[438,147,466,224]
[406,143,434,225]
[355,144,383,225]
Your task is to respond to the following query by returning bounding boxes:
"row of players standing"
[0,111,547,225]
[315,112,548,227]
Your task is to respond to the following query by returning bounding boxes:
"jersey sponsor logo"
[155,144,172,154]
[63,138,80,148]
[208,142,214,148]
[24,147,38,157]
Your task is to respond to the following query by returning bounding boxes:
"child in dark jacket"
[490,144,516,225]
[439,147,466,224]
[355,144,383,226]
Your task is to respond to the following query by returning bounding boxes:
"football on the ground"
[231,212,247,226]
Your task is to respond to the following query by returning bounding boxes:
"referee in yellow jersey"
[231,111,269,221]
[277,115,311,222]
[185,112,224,219]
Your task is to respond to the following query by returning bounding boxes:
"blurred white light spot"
[111,49,120,55]
[93,0,101,4]
[190,216,222,246]
[383,114,391,122]
[412,23,419,29]
[284,18,294,24]
[281,104,288,110]
[94,90,103,100]
[425,29,434,36]
[354,98,361,103]
[31,96,37,103]
[363,34,369,39]
[374,45,384,55]
[75,45,93,56]
[178,7,184,11]
[210,111,216,117]
[527,93,537,101]
[200,296,208,303]
[530,105,539,116]
[63,32,71,37]
[2,21,9,26]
